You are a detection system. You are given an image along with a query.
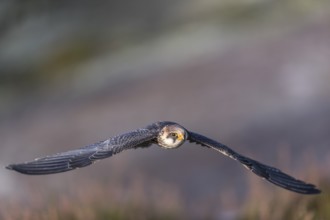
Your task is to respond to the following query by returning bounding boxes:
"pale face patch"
[157,125,187,149]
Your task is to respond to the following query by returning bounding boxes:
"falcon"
[6,121,320,194]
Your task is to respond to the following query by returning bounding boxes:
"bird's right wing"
[188,131,321,194]
[6,128,157,175]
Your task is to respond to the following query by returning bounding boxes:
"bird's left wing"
[188,131,321,194]
[6,128,157,175]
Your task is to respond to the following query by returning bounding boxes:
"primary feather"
[188,131,320,194]
[6,128,157,175]
[6,121,321,195]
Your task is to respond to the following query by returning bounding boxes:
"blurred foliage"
[1,0,329,96]
[1,177,328,220]
[2,0,330,81]
[239,178,330,220]
[0,203,182,220]
[0,178,185,220]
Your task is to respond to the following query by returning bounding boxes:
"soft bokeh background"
[1,1,330,219]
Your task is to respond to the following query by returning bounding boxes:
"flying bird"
[6,121,320,194]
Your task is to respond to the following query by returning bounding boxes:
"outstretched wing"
[6,128,157,175]
[188,131,321,194]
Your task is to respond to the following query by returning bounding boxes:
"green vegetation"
[1,177,328,220]
[239,179,330,220]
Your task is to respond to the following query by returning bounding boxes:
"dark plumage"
[6,121,320,194]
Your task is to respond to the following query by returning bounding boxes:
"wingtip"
[5,164,14,170]
[304,182,322,195]
[311,188,322,195]
[297,186,322,195]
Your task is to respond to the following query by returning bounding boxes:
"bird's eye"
[170,133,178,138]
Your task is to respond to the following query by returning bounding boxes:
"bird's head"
[157,123,187,149]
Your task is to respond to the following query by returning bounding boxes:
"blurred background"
[1,0,330,219]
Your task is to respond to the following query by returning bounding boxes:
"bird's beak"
[177,133,184,141]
